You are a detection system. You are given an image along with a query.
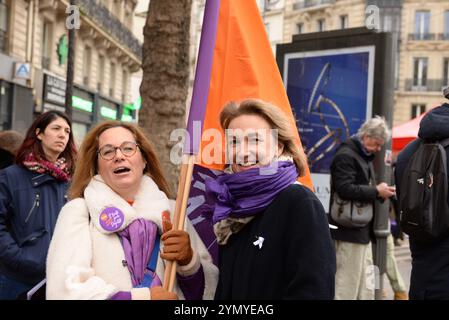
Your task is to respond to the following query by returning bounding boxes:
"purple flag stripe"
[184,0,221,155]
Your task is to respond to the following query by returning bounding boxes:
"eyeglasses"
[98,141,139,160]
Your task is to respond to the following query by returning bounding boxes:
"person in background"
[395,102,449,300]
[207,99,336,300]
[46,121,218,300]
[0,130,24,170]
[0,111,76,299]
[329,116,395,300]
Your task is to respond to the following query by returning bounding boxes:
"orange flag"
[192,0,313,189]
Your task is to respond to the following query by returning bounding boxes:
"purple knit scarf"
[205,161,299,224]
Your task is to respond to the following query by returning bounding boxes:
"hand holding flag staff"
[163,0,314,292]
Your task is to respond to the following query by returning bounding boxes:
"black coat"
[395,103,449,299]
[214,184,336,300]
[329,138,378,244]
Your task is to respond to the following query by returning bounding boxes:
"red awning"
[392,113,426,151]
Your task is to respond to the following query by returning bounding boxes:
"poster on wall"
[283,46,375,210]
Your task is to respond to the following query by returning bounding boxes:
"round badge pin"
[99,207,124,232]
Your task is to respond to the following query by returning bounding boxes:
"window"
[444,58,449,87]
[411,104,426,119]
[41,22,52,69]
[382,13,400,33]
[114,0,122,21]
[444,11,449,40]
[109,62,116,97]
[83,46,91,86]
[415,11,430,40]
[0,0,9,53]
[124,9,132,30]
[413,57,428,87]
[296,23,303,34]
[264,22,270,36]
[98,55,105,92]
[383,15,393,32]
[317,19,325,32]
[121,69,128,102]
[72,122,88,148]
[340,15,348,29]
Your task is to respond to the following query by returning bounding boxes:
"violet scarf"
[205,161,299,225]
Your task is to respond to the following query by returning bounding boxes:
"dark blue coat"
[0,164,69,285]
[395,103,449,299]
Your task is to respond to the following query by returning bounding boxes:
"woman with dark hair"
[0,110,77,299]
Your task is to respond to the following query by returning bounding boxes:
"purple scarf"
[205,161,299,224]
[117,218,162,287]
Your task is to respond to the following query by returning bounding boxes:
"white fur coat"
[46,175,218,300]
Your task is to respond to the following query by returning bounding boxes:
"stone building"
[0,0,142,144]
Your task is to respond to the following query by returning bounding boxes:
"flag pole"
[163,0,221,292]
[164,155,196,292]
[162,156,188,290]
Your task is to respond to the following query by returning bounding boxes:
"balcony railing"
[408,33,436,41]
[437,33,449,41]
[404,79,448,92]
[293,0,335,10]
[77,0,142,59]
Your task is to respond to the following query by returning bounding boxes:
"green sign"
[72,95,93,112]
[101,106,117,120]
[57,35,68,66]
[71,94,137,122]
[121,107,133,122]
[124,96,141,111]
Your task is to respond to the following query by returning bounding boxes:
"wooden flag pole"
[163,154,196,292]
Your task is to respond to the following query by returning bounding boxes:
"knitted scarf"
[205,159,298,244]
[22,153,71,182]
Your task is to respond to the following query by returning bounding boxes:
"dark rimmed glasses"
[98,141,139,160]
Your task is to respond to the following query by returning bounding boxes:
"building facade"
[395,0,449,123]
[265,0,449,125]
[0,0,142,145]
[127,0,449,128]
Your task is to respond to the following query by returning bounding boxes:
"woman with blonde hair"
[46,121,217,300]
[206,98,336,299]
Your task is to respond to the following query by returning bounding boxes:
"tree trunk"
[139,0,192,194]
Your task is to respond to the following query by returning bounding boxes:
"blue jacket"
[0,164,69,285]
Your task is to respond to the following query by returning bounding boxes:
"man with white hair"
[329,116,395,300]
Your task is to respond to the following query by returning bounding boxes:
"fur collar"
[84,175,171,235]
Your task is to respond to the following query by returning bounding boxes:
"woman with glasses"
[46,121,217,300]
[0,111,76,300]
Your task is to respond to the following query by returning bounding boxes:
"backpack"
[399,138,449,243]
